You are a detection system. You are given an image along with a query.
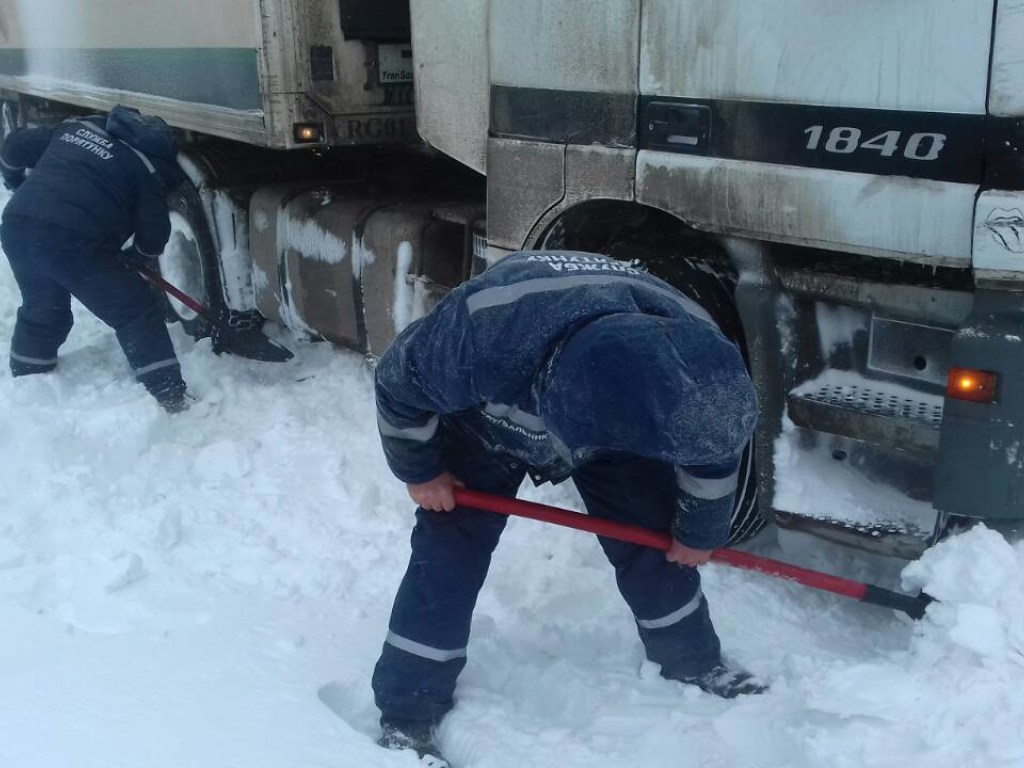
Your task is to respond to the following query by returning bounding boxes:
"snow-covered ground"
[3,228,1024,768]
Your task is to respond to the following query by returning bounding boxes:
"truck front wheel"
[604,239,765,546]
[158,183,223,339]
[1,100,20,143]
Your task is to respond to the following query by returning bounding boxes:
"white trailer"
[0,0,480,359]
[0,0,416,147]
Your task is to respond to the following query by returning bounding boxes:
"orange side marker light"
[946,367,997,403]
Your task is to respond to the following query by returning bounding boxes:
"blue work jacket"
[375,251,758,549]
[0,106,176,255]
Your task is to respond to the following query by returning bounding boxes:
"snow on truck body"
[1,0,1023,557]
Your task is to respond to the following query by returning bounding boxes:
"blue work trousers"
[1,215,184,400]
[372,423,721,724]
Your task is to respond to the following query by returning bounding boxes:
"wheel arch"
[529,199,757,348]
[529,199,768,544]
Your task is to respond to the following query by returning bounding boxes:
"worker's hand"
[121,245,160,273]
[2,171,24,191]
[666,539,713,567]
[407,472,463,512]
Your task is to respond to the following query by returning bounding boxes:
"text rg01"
[804,126,947,161]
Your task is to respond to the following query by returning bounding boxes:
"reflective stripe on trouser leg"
[11,303,72,375]
[117,319,184,398]
[70,265,185,399]
[373,422,525,724]
[17,234,189,401]
[572,455,722,679]
[131,356,184,398]
[372,504,507,723]
[634,587,720,681]
[10,350,58,376]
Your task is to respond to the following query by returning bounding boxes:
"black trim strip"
[338,0,411,42]
[640,96,985,185]
[490,85,636,148]
[986,116,1024,189]
[489,85,1007,187]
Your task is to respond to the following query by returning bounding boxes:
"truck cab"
[413,0,1024,555]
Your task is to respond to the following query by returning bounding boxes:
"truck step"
[787,380,944,454]
[773,511,937,559]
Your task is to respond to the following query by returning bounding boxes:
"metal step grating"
[799,383,944,427]
[787,382,944,454]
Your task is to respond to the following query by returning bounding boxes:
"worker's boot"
[378,718,450,768]
[678,663,768,698]
[156,389,193,414]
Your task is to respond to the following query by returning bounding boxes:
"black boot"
[678,664,768,698]
[156,389,193,414]
[378,719,451,767]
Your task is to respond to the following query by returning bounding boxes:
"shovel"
[453,488,934,620]
[134,263,294,363]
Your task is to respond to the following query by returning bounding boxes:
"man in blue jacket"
[0,106,187,411]
[372,251,764,764]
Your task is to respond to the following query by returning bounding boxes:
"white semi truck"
[1,0,1022,558]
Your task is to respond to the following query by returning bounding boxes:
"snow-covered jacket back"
[375,251,758,550]
[0,106,176,256]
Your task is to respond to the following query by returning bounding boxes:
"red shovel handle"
[135,264,212,319]
[452,488,932,619]
[455,489,672,551]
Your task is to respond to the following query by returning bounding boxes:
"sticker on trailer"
[974,191,1024,271]
[984,209,1024,254]
[378,44,413,85]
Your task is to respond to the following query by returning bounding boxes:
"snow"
[775,370,944,532]
[283,206,349,267]
[391,242,431,336]
[4,205,1024,766]
[815,302,867,361]
[211,189,257,311]
[773,415,938,534]
[790,368,945,414]
[392,241,415,334]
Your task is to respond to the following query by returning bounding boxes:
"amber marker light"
[293,123,324,143]
[946,367,998,403]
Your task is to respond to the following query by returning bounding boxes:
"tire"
[605,240,767,546]
[156,181,223,339]
[0,99,20,143]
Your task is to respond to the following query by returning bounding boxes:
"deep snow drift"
[2,232,1024,767]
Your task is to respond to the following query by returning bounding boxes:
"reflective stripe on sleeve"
[133,357,180,378]
[385,631,468,663]
[465,275,713,325]
[376,412,439,442]
[0,152,23,172]
[11,352,58,366]
[635,588,704,630]
[675,467,739,501]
